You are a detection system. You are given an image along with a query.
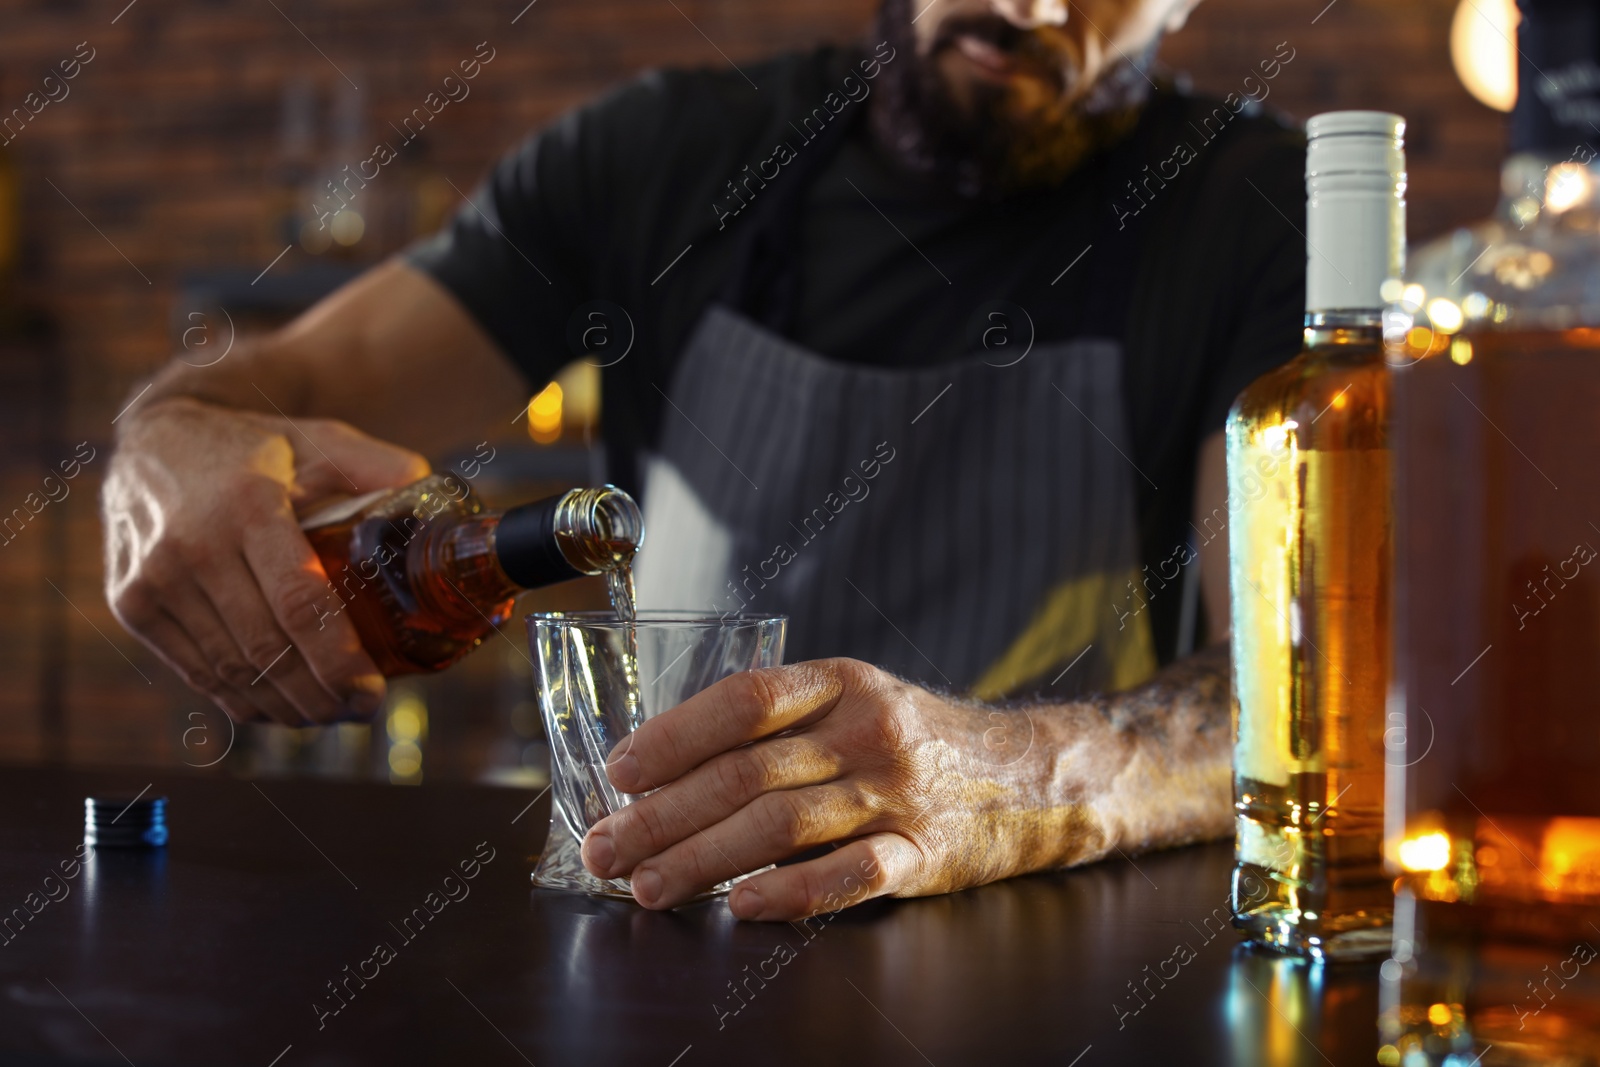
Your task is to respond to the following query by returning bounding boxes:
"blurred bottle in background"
[1382,1,1600,1062]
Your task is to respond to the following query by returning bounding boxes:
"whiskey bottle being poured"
[301,474,643,676]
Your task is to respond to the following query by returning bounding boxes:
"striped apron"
[632,110,1160,701]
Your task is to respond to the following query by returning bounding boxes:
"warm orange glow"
[1547,163,1592,214]
[1427,1002,1453,1027]
[1539,817,1600,897]
[527,381,563,444]
[1450,0,1519,112]
[1427,298,1464,334]
[1400,831,1451,872]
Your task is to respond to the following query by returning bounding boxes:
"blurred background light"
[1451,0,1519,113]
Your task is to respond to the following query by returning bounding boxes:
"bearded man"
[102,0,1306,919]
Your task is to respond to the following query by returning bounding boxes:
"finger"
[138,609,266,724]
[289,418,431,502]
[238,512,387,720]
[156,580,304,725]
[584,734,842,879]
[106,567,274,723]
[607,660,869,792]
[148,601,296,726]
[729,833,921,922]
[195,554,346,725]
[625,785,872,911]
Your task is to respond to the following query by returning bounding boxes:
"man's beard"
[869,0,1157,198]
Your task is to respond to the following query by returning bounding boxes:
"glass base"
[1234,904,1393,960]
[529,808,765,904]
[530,809,638,900]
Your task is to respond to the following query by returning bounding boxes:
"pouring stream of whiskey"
[603,552,642,728]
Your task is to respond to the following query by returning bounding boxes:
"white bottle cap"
[1304,111,1407,313]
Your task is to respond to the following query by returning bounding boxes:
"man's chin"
[939,46,1072,99]
[869,0,1150,198]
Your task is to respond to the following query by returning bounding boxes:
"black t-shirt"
[408,44,1307,661]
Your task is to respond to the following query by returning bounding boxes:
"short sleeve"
[405,76,676,388]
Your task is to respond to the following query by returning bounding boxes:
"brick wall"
[0,0,1500,772]
[1161,0,1504,241]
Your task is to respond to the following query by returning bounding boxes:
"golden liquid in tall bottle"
[1229,321,1393,958]
[1386,327,1600,1064]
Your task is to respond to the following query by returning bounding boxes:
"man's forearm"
[117,338,311,439]
[1033,643,1234,870]
[113,260,526,456]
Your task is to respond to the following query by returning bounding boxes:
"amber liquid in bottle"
[301,475,641,676]
[1388,327,1600,1061]
[1229,316,1394,959]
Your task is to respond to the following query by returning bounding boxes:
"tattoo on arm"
[1036,642,1234,869]
[1093,641,1231,740]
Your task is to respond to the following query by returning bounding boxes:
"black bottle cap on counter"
[495,493,583,590]
[84,795,168,848]
[1512,0,1600,155]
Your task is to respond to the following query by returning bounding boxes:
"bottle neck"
[1307,310,1382,328]
[494,493,583,590]
[1305,160,1405,314]
[1305,310,1383,351]
[491,486,644,590]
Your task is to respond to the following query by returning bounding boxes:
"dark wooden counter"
[0,765,1381,1066]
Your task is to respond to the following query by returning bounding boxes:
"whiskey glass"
[526,611,786,900]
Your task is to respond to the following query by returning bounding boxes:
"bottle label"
[300,487,392,531]
[1512,5,1600,154]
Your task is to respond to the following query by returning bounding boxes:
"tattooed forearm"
[1031,642,1234,871]
[1093,640,1231,738]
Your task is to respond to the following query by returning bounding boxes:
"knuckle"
[216,658,258,688]
[827,657,882,694]
[715,749,769,803]
[855,841,893,895]
[795,864,832,915]
[641,723,686,780]
[732,669,783,727]
[227,474,289,519]
[867,691,913,753]
[621,799,672,852]
[240,634,289,670]
[757,792,810,850]
[273,578,336,634]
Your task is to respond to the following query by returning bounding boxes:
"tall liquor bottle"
[1228,111,1406,959]
[1382,2,1600,1061]
[301,475,643,675]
